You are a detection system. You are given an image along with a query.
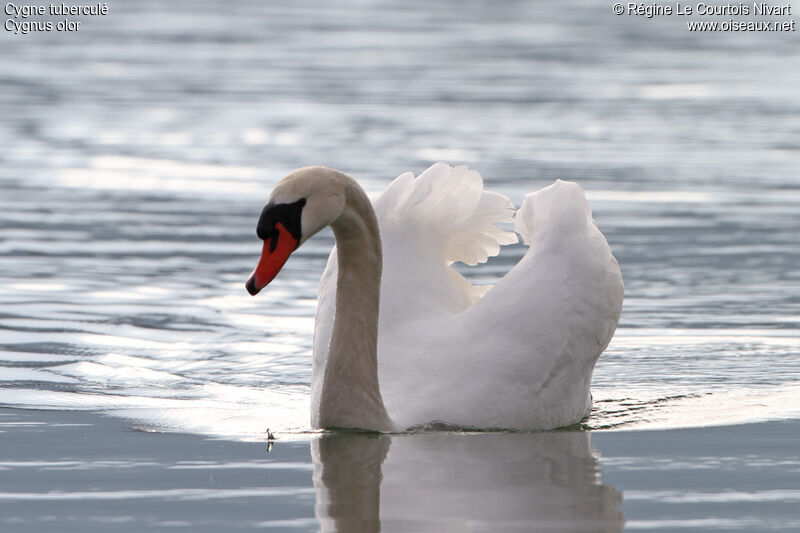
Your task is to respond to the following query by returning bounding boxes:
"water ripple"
[1,0,798,440]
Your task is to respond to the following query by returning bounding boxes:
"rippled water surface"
[1,0,799,529]
[2,0,797,438]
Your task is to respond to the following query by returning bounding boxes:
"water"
[1,0,799,530]
[1,410,797,532]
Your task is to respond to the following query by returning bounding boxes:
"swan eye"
[256,198,306,249]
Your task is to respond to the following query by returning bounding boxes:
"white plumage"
[306,163,623,431]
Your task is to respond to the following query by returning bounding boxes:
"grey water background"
[1,0,799,531]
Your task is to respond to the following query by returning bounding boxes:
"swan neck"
[318,178,394,431]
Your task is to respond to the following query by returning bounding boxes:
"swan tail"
[514,179,593,246]
[375,163,517,266]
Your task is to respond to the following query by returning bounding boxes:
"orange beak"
[245,223,298,296]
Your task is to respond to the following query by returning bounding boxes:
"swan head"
[246,166,347,295]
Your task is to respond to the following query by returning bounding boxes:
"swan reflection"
[312,430,623,532]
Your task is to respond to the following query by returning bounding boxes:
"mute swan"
[246,163,623,432]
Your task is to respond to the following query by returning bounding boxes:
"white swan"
[246,163,623,432]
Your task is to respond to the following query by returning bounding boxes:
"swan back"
[309,165,623,431]
[378,175,622,430]
[429,179,624,429]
